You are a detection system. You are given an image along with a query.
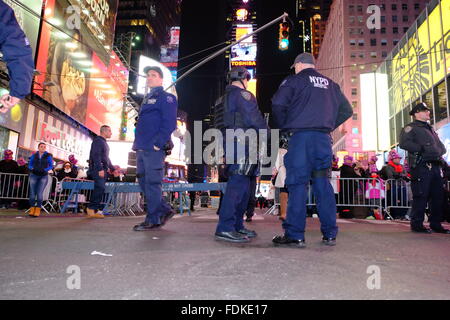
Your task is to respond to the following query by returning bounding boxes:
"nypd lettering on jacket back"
[309,76,329,89]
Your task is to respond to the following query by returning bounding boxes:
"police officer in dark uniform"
[214,67,268,243]
[399,102,450,234]
[271,53,353,248]
[0,0,34,112]
[133,66,177,231]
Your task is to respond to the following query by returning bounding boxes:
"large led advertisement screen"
[33,0,125,138]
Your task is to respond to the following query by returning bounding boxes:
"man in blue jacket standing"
[271,53,353,248]
[87,125,116,218]
[0,0,34,113]
[133,66,177,231]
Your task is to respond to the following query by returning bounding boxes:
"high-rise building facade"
[317,0,428,157]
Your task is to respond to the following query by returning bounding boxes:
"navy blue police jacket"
[88,136,115,173]
[222,84,267,131]
[28,152,53,176]
[271,68,352,132]
[0,0,35,99]
[133,86,177,152]
[221,85,268,176]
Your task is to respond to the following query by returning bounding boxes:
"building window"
[381,16,386,23]
[352,101,358,109]
[392,15,398,22]
[352,88,358,95]
[357,16,363,23]
[349,16,355,23]
[402,3,408,10]
[404,27,409,33]
[352,113,358,120]
[352,128,359,135]
[434,80,448,122]
[350,39,356,46]
[370,28,376,34]
[349,4,354,11]
[370,38,377,46]
[381,27,386,34]
[414,3,420,10]
[393,27,399,34]
[351,52,356,58]
[371,52,377,58]
[380,4,386,11]
[403,15,408,22]
[351,76,357,83]
[357,5,363,12]
[392,4,397,10]
[381,39,387,46]
[382,51,387,57]
[358,39,365,46]
[393,39,399,45]
[359,52,365,58]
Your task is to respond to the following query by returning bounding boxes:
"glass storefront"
[377,0,450,147]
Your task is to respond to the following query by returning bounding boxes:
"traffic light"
[278,22,290,51]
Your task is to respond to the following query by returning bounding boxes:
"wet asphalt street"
[0,208,449,300]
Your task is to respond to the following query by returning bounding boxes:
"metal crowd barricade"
[0,173,58,213]
[383,178,412,219]
[0,172,30,201]
[58,178,94,213]
[306,177,385,218]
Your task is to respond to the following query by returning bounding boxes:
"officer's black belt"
[286,128,331,135]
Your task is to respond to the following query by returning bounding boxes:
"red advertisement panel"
[85,52,124,139]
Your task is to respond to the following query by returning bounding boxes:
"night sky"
[177,0,303,179]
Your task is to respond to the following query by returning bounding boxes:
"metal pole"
[165,12,289,91]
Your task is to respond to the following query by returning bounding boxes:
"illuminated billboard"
[33,0,125,137]
[137,55,177,96]
[231,43,257,61]
[235,24,253,43]
[166,120,187,167]
[389,0,449,114]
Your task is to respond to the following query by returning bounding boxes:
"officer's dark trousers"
[410,164,445,230]
[136,150,171,225]
[283,131,338,240]
[88,170,105,210]
[246,176,257,218]
[216,174,250,233]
